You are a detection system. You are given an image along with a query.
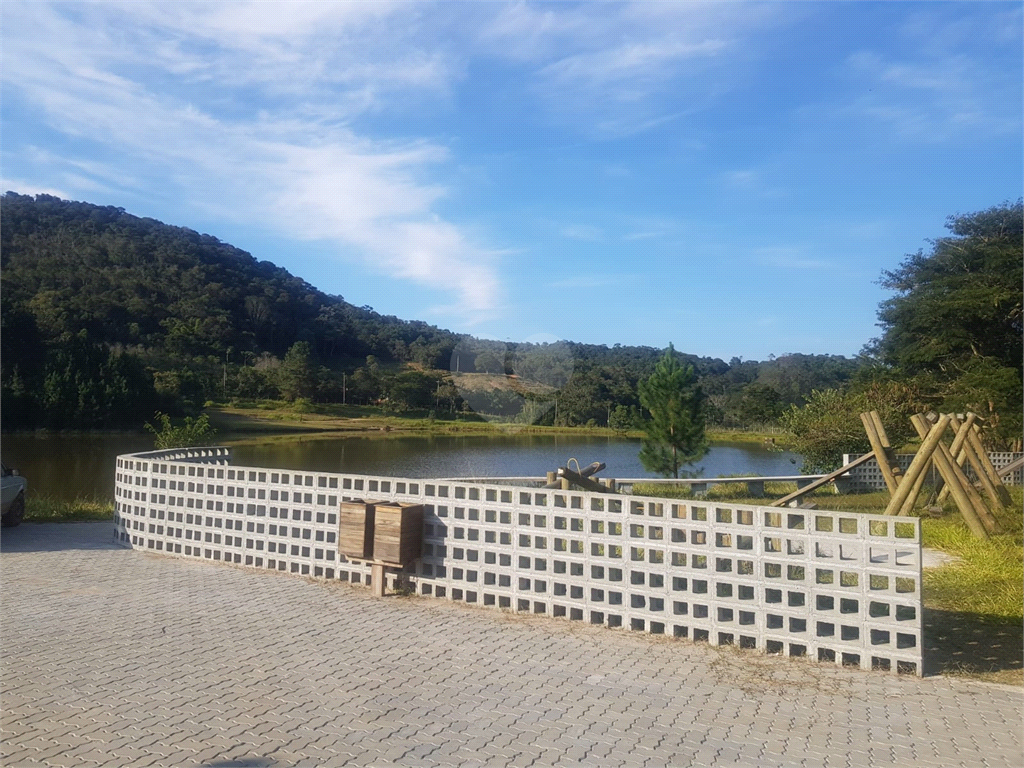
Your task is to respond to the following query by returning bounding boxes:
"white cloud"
[829,12,1021,143]
[1,1,501,319]
[1,179,70,199]
[477,1,791,138]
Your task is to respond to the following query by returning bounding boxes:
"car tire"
[2,492,25,528]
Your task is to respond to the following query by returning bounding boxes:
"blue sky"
[2,1,1021,361]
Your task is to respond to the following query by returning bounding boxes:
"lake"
[1,432,801,501]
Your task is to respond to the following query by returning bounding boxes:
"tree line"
[0,193,859,431]
[2,193,1019,468]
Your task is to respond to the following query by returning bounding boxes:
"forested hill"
[0,192,458,367]
[0,192,859,429]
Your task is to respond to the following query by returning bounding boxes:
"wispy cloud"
[826,7,1021,142]
[1,1,501,320]
[0,179,70,199]
[478,2,790,138]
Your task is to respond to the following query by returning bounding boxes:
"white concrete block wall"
[840,452,1023,492]
[115,448,923,675]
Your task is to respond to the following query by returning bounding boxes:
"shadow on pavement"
[0,521,123,553]
[924,607,1023,683]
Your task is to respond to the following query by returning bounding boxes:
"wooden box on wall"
[372,502,423,567]
[338,500,374,560]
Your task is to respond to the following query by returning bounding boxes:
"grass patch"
[24,495,114,523]
[920,486,1023,621]
[633,481,1023,682]
[705,428,786,444]
[631,479,835,502]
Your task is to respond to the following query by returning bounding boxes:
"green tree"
[780,381,924,473]
[737,383,785,425]
[145,412,218,449]
[278,341,317,401]
[869,200,1022,446]
[474,348,504,374]
[637,344,708,478]
[873,201,1022,374]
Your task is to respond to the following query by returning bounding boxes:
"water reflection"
[2,432,800,501]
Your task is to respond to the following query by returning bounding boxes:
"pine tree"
[638,344,708,478]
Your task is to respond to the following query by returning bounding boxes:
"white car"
[1,463,27,528]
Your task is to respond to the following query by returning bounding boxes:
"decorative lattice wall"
[840,452,1023,492]
[115,448,923,675]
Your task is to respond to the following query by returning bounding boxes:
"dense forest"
[0,193,860,431]
[2,193,1020,456]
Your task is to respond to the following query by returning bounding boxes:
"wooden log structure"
[869,411,905,485]
[860,411,901,494]
[555,466,614,494]
[958,415,1013,508]
[904,415,990,538]
[769,452,876,508]
[898,459,932,517]
[883,415,950,517]
[543,461,617,493]
[934,413,977,505]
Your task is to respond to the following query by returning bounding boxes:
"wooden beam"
[884,415,950,517]
[870,410,905,484]
[860,411,899,494]
[769,452,876,508]
[962,417,1013,508]
[898,462,931,517]
[908,414,990,538]
[997,455,1024,478]
[936,413,976,504]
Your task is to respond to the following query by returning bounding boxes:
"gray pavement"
[2,522,1021,768]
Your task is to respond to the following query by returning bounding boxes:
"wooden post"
[870,410,904,484]
[963,418,1013,507]
[928,420,999,534]
[860,411,899,494]
[883,415,950,516]
[943,414,1002,510]
[936,414,976,504]
[908,414,990,538]
[898,464,931,517]
[371,563,386,598]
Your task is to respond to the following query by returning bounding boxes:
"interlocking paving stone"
[2,521,1022,767]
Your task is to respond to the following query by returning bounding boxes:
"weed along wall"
[114,448,924,676]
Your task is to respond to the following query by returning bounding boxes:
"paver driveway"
[2,522,1021,767]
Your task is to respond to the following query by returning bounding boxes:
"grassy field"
[206,402,649,442]
[206,401,785,444]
